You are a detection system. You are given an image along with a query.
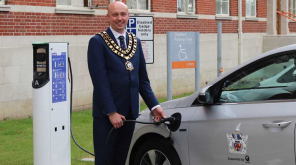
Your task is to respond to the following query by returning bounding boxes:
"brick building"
[0,0,295,120]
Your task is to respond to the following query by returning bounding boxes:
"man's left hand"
[152,106,166,121]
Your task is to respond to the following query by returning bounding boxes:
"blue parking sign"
[127,29,136,35]
[127,18,137,36]
[127,18,136,28]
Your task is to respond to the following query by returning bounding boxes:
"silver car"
[127,44,296,165]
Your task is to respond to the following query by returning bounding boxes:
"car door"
[189,52,296,165]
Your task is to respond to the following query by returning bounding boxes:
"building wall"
[0,32,265,120]
[0,0,267,120]
[263,34,296,53]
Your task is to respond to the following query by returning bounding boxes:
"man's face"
[107,2,129,34]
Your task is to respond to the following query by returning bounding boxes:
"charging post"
[32,42,71,165]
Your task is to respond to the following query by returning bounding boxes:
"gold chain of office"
[98,31,137,61]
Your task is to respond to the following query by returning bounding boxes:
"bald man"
[87,2,166,164]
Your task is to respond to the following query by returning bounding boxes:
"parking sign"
[127,16,154,64]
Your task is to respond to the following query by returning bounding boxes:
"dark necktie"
[118,36,126,50]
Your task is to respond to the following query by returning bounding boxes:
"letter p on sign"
[128,18,136,28]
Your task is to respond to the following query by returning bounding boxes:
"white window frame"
[246,0,256,18]
[55,0,95,15]
[290,0,296,18]
[126,0,151,12]
[216,0,229,16]
[56,0,85,8]
[177,0,196,14]
[110,0,121,3]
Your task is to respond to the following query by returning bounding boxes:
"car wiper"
[224,86,288,91]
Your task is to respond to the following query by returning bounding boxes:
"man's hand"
[152,106,166,121]
[108,112,126,129]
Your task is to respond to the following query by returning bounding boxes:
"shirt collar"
[110,26,126,40]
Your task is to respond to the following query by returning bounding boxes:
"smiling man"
[87,1,166,165]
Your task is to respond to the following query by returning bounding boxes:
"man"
[87,1,166,165]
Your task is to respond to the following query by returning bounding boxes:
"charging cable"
[68,57,95,156]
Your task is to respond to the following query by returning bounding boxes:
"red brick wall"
[230,0,238,16]
[289,23,296,32]
[0,12,109,36]
[154,18,265,34]
[0,11,266,36]
[196,0,215,15]
[242,0,246,16]
[257,0,266,17]
[92,0,109,7]
[151,0,177,13]
[6,0,56,6]
[243,21,266,33]
[6,0,110,7]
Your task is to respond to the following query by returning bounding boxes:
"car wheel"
[132,138,182,165]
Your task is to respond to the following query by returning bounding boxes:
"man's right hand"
[108,112,126,129]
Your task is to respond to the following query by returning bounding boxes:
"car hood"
[159,97,190,110]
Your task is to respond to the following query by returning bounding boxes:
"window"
[56,0,86,7]
[246,0,256,17]
[219,53,296,103]
[177,0,195,13]
[216,0,229,15]
[127,0,150,10]
[290,0,296,18]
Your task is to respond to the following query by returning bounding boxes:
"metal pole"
[217,21,222,77]
[238,0,243,64]
[167,32,172,100]
[195,32,200,92]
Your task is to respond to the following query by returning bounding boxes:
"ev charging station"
[32,43,71,165]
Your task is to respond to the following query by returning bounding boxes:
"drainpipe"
[238,0,243,64]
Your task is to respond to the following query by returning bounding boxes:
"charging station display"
[52,52,67,103]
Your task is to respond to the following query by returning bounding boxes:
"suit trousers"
[93,111,136,165]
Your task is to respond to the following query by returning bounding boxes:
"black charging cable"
[68,57,180,164]
[68,57,95,156]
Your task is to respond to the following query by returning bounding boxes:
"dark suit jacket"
[87,28,159,119]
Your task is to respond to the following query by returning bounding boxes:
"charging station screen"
[52,52,67,103]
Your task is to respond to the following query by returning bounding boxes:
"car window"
[219,53,296,103]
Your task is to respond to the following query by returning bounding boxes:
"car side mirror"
[197,85,214,104]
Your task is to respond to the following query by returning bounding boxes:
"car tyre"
[131,138,182,165]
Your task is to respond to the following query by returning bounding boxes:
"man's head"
[107,1,129,34]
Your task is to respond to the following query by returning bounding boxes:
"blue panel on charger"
[52,52,67,103]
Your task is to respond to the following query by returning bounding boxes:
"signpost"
[127,16,154,64]
[167,32,200,100]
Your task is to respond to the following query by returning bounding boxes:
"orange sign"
[172,61,196,69]
[219,68,223,72]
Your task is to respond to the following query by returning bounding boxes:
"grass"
[0,93,192,165]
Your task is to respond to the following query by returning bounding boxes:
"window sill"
[177,14,198,19]
[55,7,95,15]
[129,11,154,16]
[215,15,232,20]
[0,5,10,12]
[245,17,259,21]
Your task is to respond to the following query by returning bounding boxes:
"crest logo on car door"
[227,123,248,154]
